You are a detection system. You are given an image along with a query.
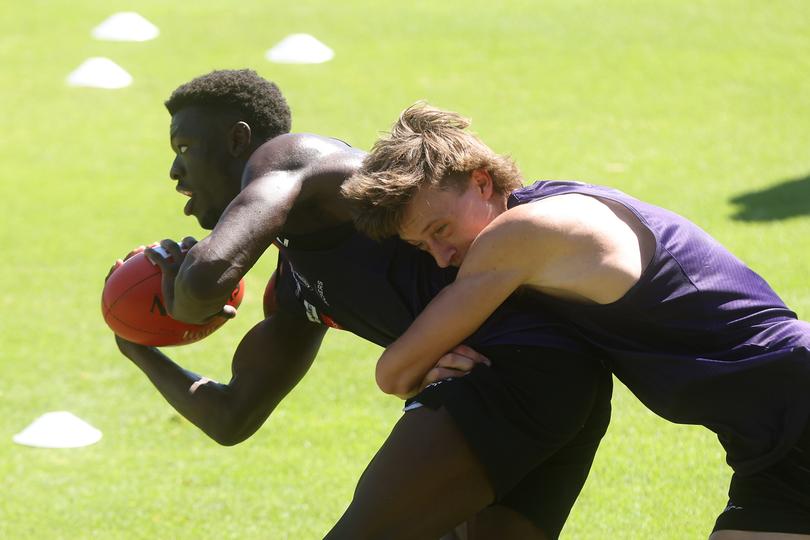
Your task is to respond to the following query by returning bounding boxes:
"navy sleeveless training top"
[272,222,591,353]
[509,180,810,473]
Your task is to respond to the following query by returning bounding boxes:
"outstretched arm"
[116,309,327,445]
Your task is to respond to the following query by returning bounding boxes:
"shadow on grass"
[730,173,810,221]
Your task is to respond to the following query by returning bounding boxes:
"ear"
[470,168,494,200]
[228,121,252,157]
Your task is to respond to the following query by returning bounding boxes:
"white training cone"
[66,57,133,89]
[266,34,334,64]
[13,411,102,448]
[92,12,159,42]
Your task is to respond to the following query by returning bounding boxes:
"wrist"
[114,334,155,357]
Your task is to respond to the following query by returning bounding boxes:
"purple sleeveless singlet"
[509,180,810,473]
[272,222,594,352]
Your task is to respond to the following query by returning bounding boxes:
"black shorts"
[714,418,810,533]
[409,345,612,539]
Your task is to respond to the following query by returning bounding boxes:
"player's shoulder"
[504,193,610,232]
[467,208,537,267]
[488,194,571,235]
[515,191,600,214]
[242,134,364,196]
[474,194,605,262]
[251,133,363,171]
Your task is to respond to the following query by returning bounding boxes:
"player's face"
[169,107,243,230]
[400,170,498,268]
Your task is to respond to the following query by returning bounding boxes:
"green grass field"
[1,1,809,538]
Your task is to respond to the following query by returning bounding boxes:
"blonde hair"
[342,102,523,239]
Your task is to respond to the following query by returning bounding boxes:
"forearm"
[116,338,240,444]
[172,175,298,323]
[172,238,257,324]
[376,273,519,397]
[115,313,325,445]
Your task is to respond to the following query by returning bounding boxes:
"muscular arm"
[116,309,327,445]
[376,194,651,397]
[170,134,364,323]
[375,237,527,398]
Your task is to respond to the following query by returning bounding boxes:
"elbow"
[207,420,254,447]
[375,374,400,396]
[375,361,416,398]
[211,431,247,447]
[203,409,260,447]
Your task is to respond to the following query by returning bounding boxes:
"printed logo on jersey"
[290,266,311,290]
[303,300,320,323]
[287,264,331,307]
[288,267,302,297]
[302,300,343,329]
[316,280,330,306]
[286,262,339,327]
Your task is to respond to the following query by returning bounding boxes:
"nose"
[169,155,184,181]
[427,239,456,268]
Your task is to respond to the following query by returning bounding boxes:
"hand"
[420,344,491,388]
[144,237,237,322]
[106,245,158,346]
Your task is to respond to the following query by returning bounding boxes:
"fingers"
[449,344,491,366]
[435,354,477,372]
[420,349,491,388]
[180,236,197,251]
[119,239,191,273]
[105,259,124,282]
[159,238,185,262]
[144,247,171,273]
[417,347,492,393]
[106,243,152,281]
[435,350,491,372]
[124,244,149,261]
[144,239,184,275]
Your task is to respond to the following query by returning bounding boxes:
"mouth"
[176,186,194,216]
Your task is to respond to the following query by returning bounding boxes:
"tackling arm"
[376,195,652,398]
[375,270,522,398]
[375,224,529,398]
[116,309,327,445]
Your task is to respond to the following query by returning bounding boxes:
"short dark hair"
[165,69,291,143]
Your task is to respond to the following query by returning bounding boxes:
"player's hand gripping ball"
[102,249,245,346]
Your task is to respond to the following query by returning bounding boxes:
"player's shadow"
[730,173,810,221]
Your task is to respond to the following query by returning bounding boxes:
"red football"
[102,250,245,346]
